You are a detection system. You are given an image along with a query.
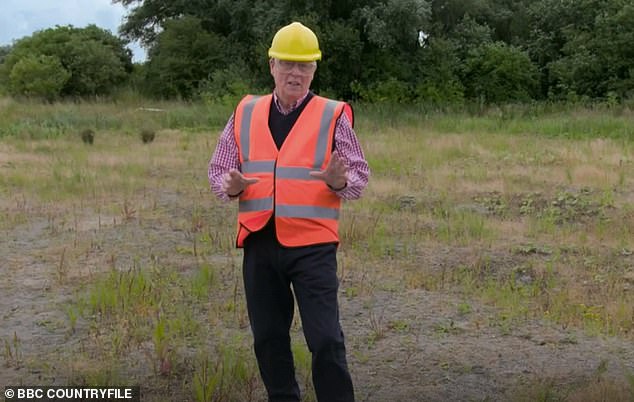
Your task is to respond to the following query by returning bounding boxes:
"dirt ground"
[1,190,633,402]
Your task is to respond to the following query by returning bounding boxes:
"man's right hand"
[222,169,259,197]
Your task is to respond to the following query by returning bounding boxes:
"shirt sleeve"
[332,112,370,200]
[208,113,240,202]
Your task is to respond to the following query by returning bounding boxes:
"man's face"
[269,59,316,107]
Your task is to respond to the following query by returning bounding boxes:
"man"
[208,21,369,402]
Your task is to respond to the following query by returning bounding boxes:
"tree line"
[1,0,633,104]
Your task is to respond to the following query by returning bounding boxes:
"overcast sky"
[0,0,146,62]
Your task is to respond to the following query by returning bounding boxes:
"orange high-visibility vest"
[234,94,349,247]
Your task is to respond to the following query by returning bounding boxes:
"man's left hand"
[309,151,348,190]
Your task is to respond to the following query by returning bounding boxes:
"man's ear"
[269,58,275,75]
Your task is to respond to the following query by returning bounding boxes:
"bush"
[1,25,131,99]
[352,77,412,103]
[463,42,539,103]
[412,38,464,105]
[415,79,464,105]
[198,65,260,106]
[144,16,230,99]
[8,55,70,100]
[313,21,363,100]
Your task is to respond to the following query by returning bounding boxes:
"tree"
[348,0,431,101]
[143,16,230,98]
[413,38,465,104]
[463,42,539,103]
[0,45,12,93]
[358,0,431,52]
[448,14,493,58]
[0,25,132,98]
[112,0,632,103]
[545,0,634,99]
[8,55,70,100]
[312,21,363,98]
[0,45,11,64]
[431,0,488,35]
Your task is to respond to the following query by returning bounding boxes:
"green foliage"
[449,15,493,58]
[313,20,363,99]
[101,0,634,103]
[359,0,431,51]
[415,79,465,105]
[198,65,259,106]
[0,25,132,98]
[144,16,230,99]
[546,1,634,100]
[353,77,412,103]
[413,38,465,104]
[432,0,532,43]
[463,42,539,103]
[527,0,634,100]
[0,45,11,64]
[8,55,70,100]
[65,40,129,96]
[431,0,487,34]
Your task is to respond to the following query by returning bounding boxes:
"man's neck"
[273,91,310,115]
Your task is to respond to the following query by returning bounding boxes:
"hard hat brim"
[268,50,322,62]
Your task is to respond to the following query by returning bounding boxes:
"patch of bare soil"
[343,289,633,401]
[1,190,633,402]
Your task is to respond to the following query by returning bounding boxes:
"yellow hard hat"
[268,22,322,62]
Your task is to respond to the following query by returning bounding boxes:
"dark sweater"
[268,92,315,150]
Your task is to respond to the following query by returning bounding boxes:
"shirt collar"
[272,90,310,115]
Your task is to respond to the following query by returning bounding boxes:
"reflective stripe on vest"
[239,96,261,163]
[276,167,320,180]
[313,100,338,169]
[239,197,273,212]
[276,205,340,219]
[242,160,275,174]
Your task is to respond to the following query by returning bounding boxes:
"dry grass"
[1,101,633,401]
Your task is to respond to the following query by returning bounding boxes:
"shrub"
[8,55,70,100]
[353,77,413,103]
[463,42,539,103]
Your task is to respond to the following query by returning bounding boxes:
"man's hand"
[222,169,259,197]
[309,151,348,191]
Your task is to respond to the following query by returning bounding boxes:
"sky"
[0,0,146,62]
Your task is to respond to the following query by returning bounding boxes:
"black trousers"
[242,224,355,402]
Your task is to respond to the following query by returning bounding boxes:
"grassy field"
[1,97,633,401]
